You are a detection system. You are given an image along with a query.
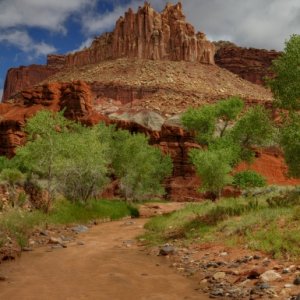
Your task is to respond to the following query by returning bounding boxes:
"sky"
[0,0,300,100]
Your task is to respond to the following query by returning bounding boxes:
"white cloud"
[0,0,95,33]
[0,89,3,101]
[71,37,94,53]
[81,0,164,35]
[0,30,56,57]
[180,0,300,50]
[81,0,300,50]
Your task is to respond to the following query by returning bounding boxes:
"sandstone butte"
[0,2,299,201]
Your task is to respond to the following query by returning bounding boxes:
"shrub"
[233,170,266,189]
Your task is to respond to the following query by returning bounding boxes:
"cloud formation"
[0,0,94,33]
[180,0,300,50]
[0,30,56,58]
[0,0,94,59]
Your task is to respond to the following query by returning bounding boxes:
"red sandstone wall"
[215,45,280,86]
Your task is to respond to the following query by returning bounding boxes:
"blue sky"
[1,0,299,100]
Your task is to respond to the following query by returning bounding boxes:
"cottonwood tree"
[182,97,273,199]
[16,110,75,210]
[269,34,300,177]
[110,129,173,202]
[55,127,110,203]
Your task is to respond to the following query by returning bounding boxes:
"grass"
[142,188,300,259]
[0,199,138,249]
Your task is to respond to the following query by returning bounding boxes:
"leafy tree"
[182,97,274,199]
[0,168,23,207]
[189,149,232,200]
[111,130,172,201]
[15,110,76,210]
[14,111,172,205]
[55,127,110,203]
[269,34,300,110]
[182,97,244,144]
[0,156,10,171]
[268,34,300,177]
[182,105,216,145]
[233,170,266,189]
[215,96,244,137]
[230,106,274,161]
[280,115,300,177]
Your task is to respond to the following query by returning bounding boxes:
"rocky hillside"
[215,43,280,86]
[0,2,298,200]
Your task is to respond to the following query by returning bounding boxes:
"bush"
[267,190,300,208]
[233,170,266,189]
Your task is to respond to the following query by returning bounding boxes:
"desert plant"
[233,170,266,189]
[0,168,23,207]
[182,97,274,199]
[111,129,173,202]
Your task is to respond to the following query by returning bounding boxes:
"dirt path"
[0,218,209,300]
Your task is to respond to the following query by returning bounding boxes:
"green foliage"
[182,97,244,144]
[230,106,274,161]
[49,199,136,223]
[0,199,135,248]
[0,168,23,185]
[0,168,24,207]
[189,149,232,198]
[182,97,273,198]
[267,189,300,208]
[55,128,109,203]
[208,135,242,166]
[280,115,300,177]
[0,156,10,171]
[269,34,300,110]
[215,96,244,121]
[215,97,244,137]
[182,105,216,145]
[16,110,77,207]
[233,170,266,189]
[142,196,300,258]
[111,130,173,201]
[13,111,172,204]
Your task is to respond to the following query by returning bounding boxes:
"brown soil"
[0,206,209,300]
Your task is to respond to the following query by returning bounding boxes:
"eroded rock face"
[2,2,215,103]
[0,81,107,157]
[2,65,59,102]
[58,2,215,67]
[215,44,280,85]
[1,81,299,200]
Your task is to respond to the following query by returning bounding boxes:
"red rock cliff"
[215,44,280,85]
[2,65,59,102]
[53,2,215,68]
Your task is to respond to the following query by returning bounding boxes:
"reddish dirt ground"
[0,213,209,300]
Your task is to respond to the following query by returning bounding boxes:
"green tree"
[0,168,23,207]
[182,97,274,199]
[233,170,266,189]
[189,149,232,200]
[55,127,110,203]
[268,34,300,177]
[111,130,173,201]
[280,116,300,177]
[230,106,274,161]
[15,110,75,210]
[269,34,300,110]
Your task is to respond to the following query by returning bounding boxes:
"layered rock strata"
[2,2,215,101]
[2,65,59,102]
[60,2,215,68]
[215,44,280,85]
